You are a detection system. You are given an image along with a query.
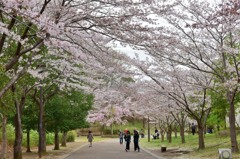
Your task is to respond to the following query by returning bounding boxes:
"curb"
[59,143,89,159]
[141,147,165,159]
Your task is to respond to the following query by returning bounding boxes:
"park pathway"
[64,138,164,159]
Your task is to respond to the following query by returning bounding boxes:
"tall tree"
[132,0,240,152]
[45,90,93,150]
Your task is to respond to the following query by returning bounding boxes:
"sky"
[113,42,149,60]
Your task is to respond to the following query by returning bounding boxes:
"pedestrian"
[191,123,196,135]
[87,131,94,147]
[119,130,124,144]
[125,130,131,152]
[133,130,140,152]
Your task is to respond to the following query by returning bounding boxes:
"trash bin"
[161,146,167,152]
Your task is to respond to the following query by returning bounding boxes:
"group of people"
[86,129,141,152]
[119,129,140,152]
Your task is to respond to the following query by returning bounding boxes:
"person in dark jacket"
[125,130,131,152]
[191,123,196,135]
[133,130,140,152]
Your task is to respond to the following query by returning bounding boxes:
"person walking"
[133,130,140,152]
[125,130,131,152]
[191,123,196,135]
[87,131,94,147]
[119,130,124,144]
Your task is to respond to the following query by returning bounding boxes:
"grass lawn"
[96,121,240,158]
[140,132,240,159]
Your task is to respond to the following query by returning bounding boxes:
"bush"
[46,133,54,145]
[7,124,15,145]
[218,130,229,137]
[0,124,16,145]
[22,130,39,147]
[0,125,56,147]
[103,129,119,135]
[67,130,77,142]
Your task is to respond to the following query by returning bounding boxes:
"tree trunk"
[174,125,177,138]
[228,93,239,152]
[167,126,172,143]
[42,123,46,152]
[26,130,31,152]
[101,125,104,136]
[0,115,8,159]
[159,121,165,142]
[197,123,205,150]
[142,117,145,129]
[160,132,165,142]
[132,115,135,125]
[13,102,23,159]
[180,126,185,143]
[147,116,150,142]
[61,131,67,147]
[111,124,113,135]
[38,86,44,158]
[54,131,60,150]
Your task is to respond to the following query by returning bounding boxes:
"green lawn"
[101,121,240,158]
[140,132,240,158]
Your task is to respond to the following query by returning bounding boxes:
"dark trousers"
[192,129,195,135]
[134,141,140,151]
[126,141,130,150]
[120,137,123,144]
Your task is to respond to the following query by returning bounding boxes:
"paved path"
[65,139,163,159]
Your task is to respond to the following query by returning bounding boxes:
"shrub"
[218,130,229,137]
[46,133,54,145]
[6,124,15,145]
[103,129,119,135]
[0,124,17,146]
[29,130,39,146]
[22,130,39,147]
[67,130,77,142]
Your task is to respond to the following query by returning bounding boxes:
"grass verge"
[140,133,240,159]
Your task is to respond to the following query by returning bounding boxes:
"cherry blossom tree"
[131,80,188,144]
[128,54,214,149]
[126,0,240,152]
[0,0,172,98]
[0,1,173,158]
[87,71,135,135]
